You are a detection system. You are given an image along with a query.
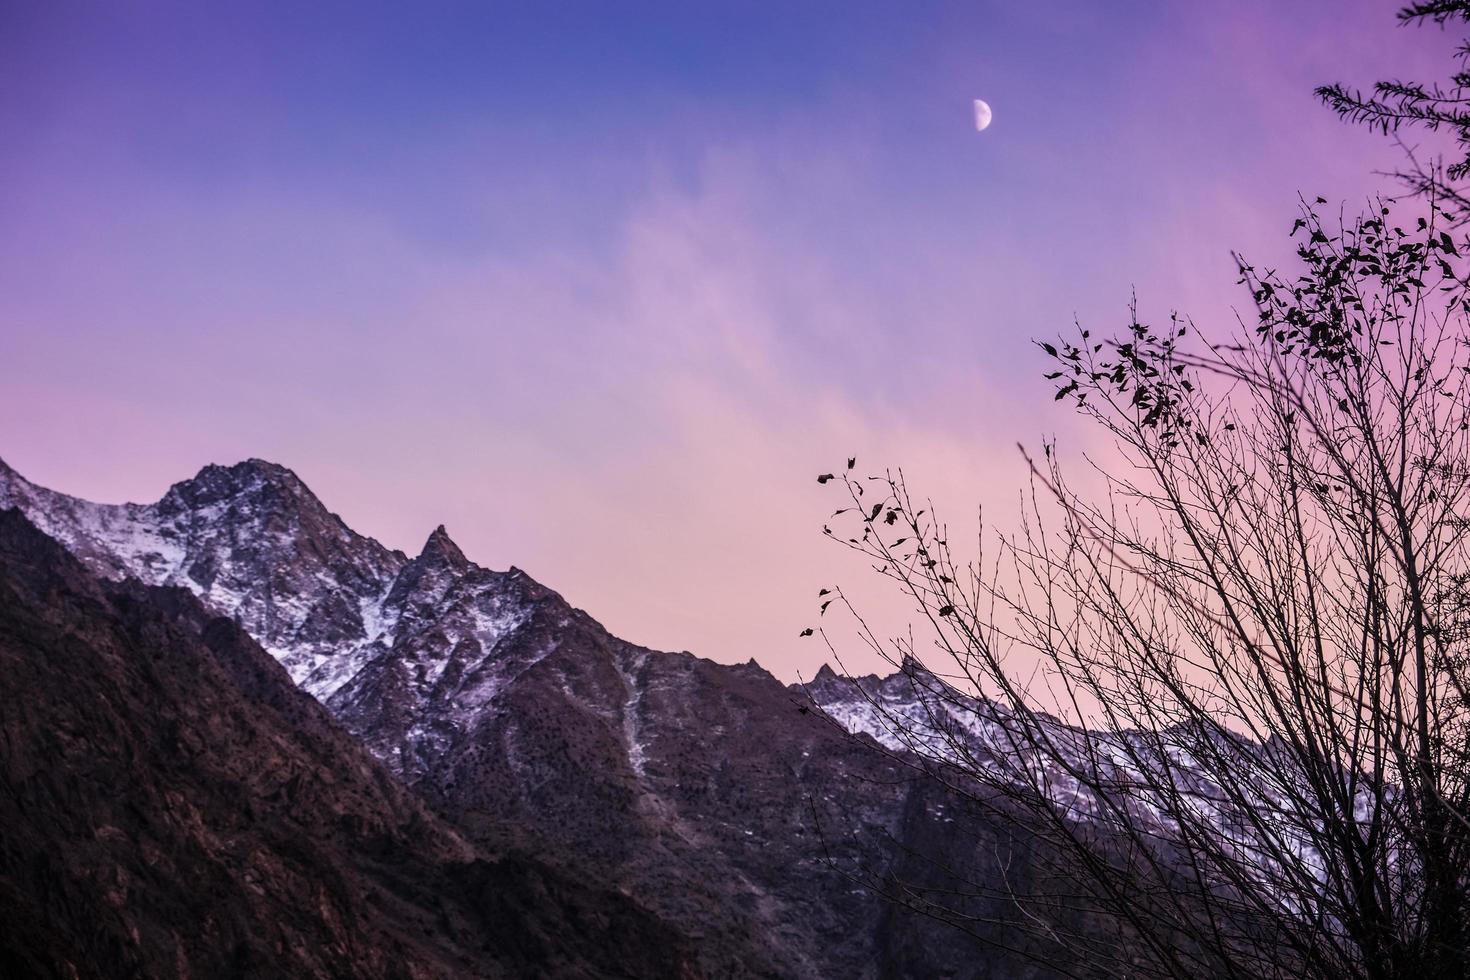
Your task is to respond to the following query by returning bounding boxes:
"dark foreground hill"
[0,508,698,980]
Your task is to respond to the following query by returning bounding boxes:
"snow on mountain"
[0,457,549,777]
[804,658,1241,824]
[798,657,1352,905]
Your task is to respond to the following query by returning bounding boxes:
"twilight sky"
[0,1,1456,678]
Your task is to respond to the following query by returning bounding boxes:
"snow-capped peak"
[0,458,544,778]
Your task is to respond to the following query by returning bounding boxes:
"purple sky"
[0,1,1457,678]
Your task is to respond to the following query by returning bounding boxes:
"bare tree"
[809,198,1470,978]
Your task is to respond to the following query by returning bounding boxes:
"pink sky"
[0,1,1458,678]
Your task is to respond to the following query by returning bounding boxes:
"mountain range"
[0,456,1109,979]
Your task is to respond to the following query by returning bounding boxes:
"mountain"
[0,506,699,979]
[0,458,410,696]
[0,457,1096,979]
[0,458,577,781]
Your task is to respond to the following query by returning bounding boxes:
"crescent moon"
[973,99,992,132]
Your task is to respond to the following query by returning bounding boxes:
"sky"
[0,0,1460,679]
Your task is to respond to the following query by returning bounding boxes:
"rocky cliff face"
[0,507,699,980]
[0,458,1094,979]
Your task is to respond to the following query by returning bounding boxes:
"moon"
[973,99,993,132]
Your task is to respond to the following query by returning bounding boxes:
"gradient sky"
[0,1,1458,679]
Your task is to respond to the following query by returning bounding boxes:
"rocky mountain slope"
[0,507,700,979]
[0,457,1101,979]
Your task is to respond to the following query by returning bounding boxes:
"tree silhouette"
[1320,2,1470,214]
[810,197,1470,978]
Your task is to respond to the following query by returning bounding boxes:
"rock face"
[0,508,701,980]
[0,458,1094,979]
